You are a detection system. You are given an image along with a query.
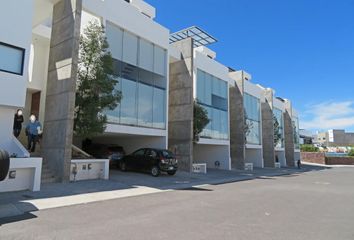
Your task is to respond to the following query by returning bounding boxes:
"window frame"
[0,41,25,76]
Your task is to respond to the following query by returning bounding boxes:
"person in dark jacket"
[26,114,42,153]
[13,109,24,138]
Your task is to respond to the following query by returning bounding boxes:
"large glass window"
[196,69,229,140]
[273,108,284,148]
[137,82,153,127]
[120,78,137,125]
[123,31,138,66]
[106,22,123,61]
[104,22,167,130]
[244,93,261,145]
[153,87,166,129]
[139,38,154,72]
[0,42,25,75]
[154,45,166,76]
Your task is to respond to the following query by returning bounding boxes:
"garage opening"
[193,144,230,170]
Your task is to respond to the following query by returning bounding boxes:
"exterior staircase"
[18,132,59,184]
[40,159,59,184]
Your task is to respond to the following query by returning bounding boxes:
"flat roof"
[169,26,217,48]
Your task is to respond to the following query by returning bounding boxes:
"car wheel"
[151,166,160,177]
[120,162,127,172]
[167,170,176,176]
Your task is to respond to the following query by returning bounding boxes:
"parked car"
[84,144,125,168]
[120,148,178,177]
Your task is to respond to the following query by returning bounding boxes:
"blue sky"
[145,0,354,132]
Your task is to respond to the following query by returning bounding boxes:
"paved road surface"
[1,167,354,240]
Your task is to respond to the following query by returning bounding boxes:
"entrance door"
[31,91,41,118]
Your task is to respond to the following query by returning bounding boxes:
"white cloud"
[300,101,354,131]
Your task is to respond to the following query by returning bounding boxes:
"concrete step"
[41,177,58,184]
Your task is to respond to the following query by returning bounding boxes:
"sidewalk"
[0,164,328,220]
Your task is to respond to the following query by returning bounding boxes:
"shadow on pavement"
[0,212,37,226]
[0,163,330,224]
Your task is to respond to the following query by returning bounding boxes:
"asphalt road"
[1,167,354,240]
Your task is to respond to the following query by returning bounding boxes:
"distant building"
[299,129,313,144]
[314,130,354,147]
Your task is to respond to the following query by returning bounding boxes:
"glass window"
[153,73,166,89]
[197,69,229,140]
[293,117,300,149]
[154,46,166,76]
[133,149,145,156]
[123,31,138,65]
[120,78,137,125]
[106,77,121,124]
[0,43,24,75]
[204,73,212,105]
[153,87,166,129]
[197,69,205,103]
[106,22,123,61]
[273,108,284,148]
[121,62,138,81]
[137,82,153,127]
[244,93,261,144]
[220,80,228,98]
[139,38,154,72]
[246,120,261,145]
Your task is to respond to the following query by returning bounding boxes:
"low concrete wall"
[70,159,109,182]
[300,152,326,164]
[325,157,354,165]
[0,158,42,192]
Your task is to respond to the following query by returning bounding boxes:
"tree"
[273,115,282,147]
[193,100,210,142]
[74,20,121,139]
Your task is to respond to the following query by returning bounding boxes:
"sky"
[145,0,354,133]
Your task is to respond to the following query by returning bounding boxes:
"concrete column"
[41,0,82,182]
[261,89,275,168]
[229,77,246,170]
[284,100,295,167]
[168,38,194,172]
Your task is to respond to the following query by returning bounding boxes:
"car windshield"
[161,150,174,158]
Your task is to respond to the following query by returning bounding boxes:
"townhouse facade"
[0,0,300,192]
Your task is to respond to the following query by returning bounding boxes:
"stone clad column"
[284,100,295,167]
[41,0,82,182]
[262,88,275,168]
[168,38,194,172]
[229,74,246,170]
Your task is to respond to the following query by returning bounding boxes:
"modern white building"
[0,0,302,191]
[0,0,43,192]
[80,0,170,153]
[193,46,231,170]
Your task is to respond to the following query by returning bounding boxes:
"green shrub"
[348,149,354,157]
[300,144,319,152]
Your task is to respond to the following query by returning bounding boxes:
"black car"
[120,148,178,177]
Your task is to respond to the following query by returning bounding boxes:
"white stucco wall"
[245,148,264,168]
[193,144,231,170]
[0,158,42,192]
[0,1,33,108]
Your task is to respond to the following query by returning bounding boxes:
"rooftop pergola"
[169,26,217,48]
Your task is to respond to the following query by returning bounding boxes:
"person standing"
[26,114,42,153]
[13,109,24,138]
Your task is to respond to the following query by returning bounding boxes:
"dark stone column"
[229,77,246,170]
[168,38,194,172]
[284,101,295,167]
[262,89,275,168]
[41,0,82,182]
